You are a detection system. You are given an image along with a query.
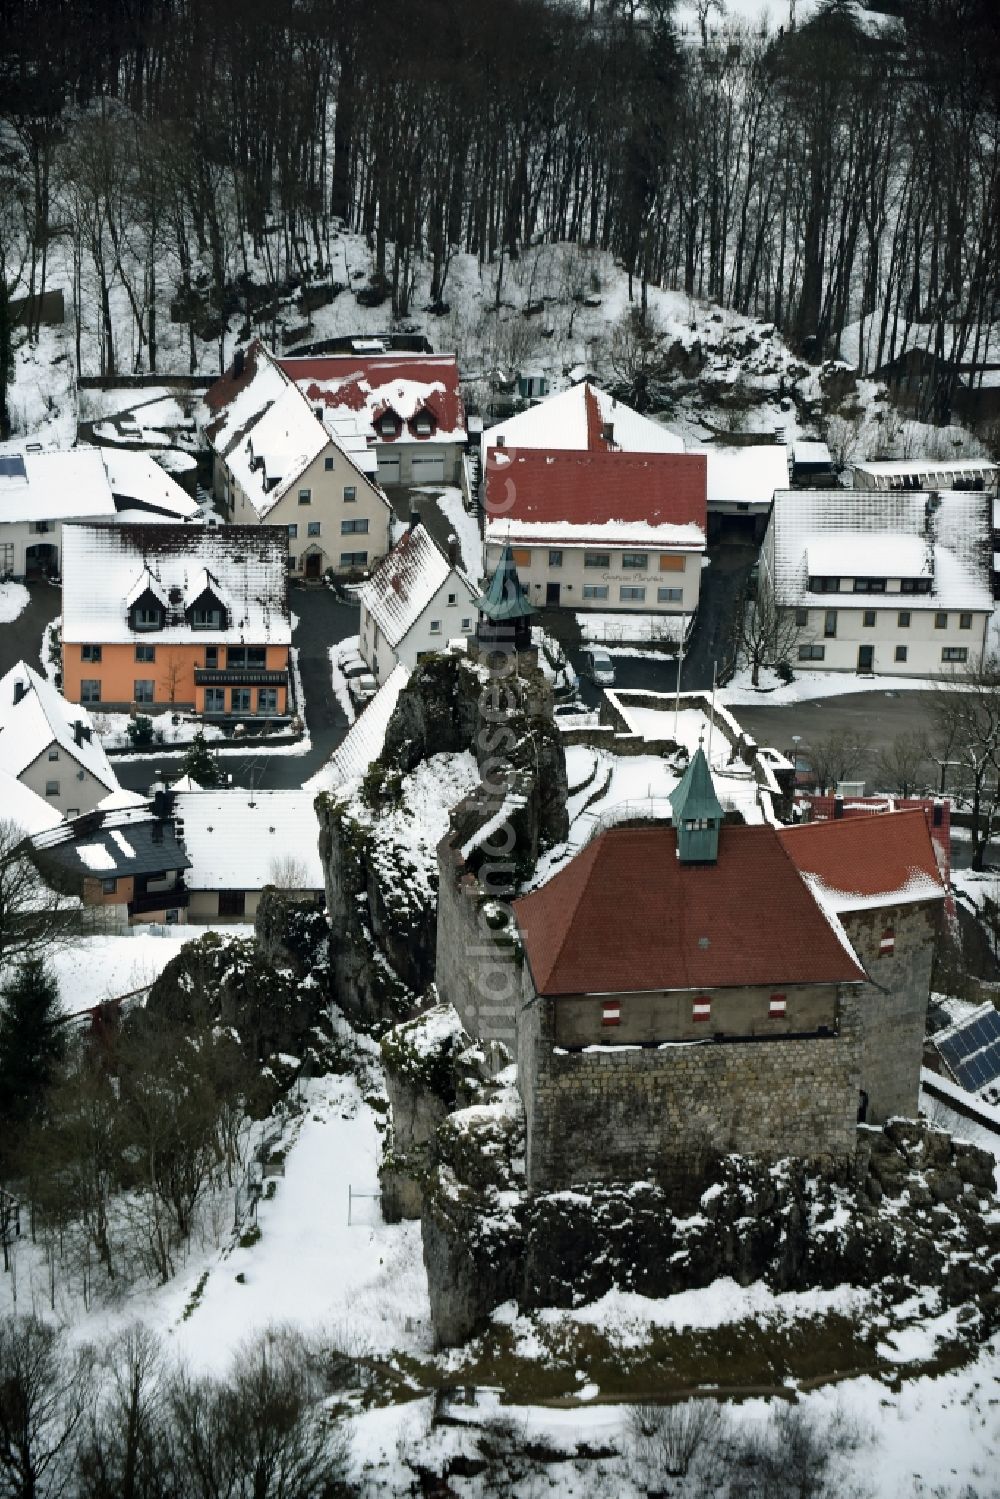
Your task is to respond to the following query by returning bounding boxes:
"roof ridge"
[767,824,867,979]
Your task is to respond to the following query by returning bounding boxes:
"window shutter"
[769,994,787,1019]
[602,1001,620,1027]
[880,927,895,956]
[692,997,711,1022]
[659,554,685,572]
[513,548,532,568]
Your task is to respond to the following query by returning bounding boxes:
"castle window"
[879,927,895,957]
[692,997,711,1023]
[601,1001,620,1027]
[769,994,787,1019]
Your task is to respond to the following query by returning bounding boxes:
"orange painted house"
[61,522,292,718]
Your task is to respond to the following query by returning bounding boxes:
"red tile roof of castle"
[278,353,466,442]
[513,823,866,998]
[484,448,707,545]
[778,808,946,910]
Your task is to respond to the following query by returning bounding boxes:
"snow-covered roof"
[172,789,324,890]
[483,448,706,550]
[0,767,64,836]
[357,523,478,650]
[61,523,291,645]
[0,659,119,791]
[794,440,832,467]
[0,448,116,524]
[766,489,994,612]
[99,448,200,520]
[853,458,998,489]
[203,342,384,516]
[805,533,930,579]
[281,353,467,447]
[483,383,684,458]
[307,663,410,792]
[225,384,329,519]
[692,442,789,509]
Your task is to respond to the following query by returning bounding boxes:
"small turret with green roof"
[476,543,535,651]
[668,737,725,863]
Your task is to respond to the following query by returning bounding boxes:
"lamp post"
[791,735,801,787]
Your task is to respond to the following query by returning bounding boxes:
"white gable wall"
[18,743,111,819]
[224,441,392,576]
[361,570,478,684]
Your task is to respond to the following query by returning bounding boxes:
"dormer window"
[191,606,223,630]
[380,413,399,438]
[133,606,162,631]
[414,412,433,437]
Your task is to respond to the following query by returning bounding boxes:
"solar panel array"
[937,1007,1000,1094]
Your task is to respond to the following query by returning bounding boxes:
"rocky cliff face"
[420,1110,1000,1348]
[315,653,569,1027]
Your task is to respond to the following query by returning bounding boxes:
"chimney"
[833,796,844,820]
[447,533,459,567]
[233,347,245,378]
[495,434,505,449]
[12,678,27,705]
[602,420,615,445]
[932,798,943,827]
[408,504,421,532]
[73,720,84,746]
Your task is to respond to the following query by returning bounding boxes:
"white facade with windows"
[762,488,993,677]
[481,538,701,613]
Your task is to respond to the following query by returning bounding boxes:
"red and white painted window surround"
[602,1001,621,1027]
[769,993,787,1019]
[880,927,895,957]
[692,997,712,1023]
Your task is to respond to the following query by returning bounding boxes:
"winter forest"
[1,0,999,433]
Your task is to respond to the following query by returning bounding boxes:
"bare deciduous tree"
[0,1314,92,1499]
[733,576,805,688]
[806,727,870,794]
[873,732,932,798]
[0,819,91,981]
[931,655,1000,870]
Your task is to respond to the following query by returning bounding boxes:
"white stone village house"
[0,660,119,820]
[357,514,479,686]
[171,788,324,922]
[762,488,993,675]
[203,342,393,579]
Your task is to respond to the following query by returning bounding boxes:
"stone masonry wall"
[435,851,522,1052]
[843,899,941,1124]
[517,965,862,1201]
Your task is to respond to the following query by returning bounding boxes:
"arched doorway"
[25,542,58,579]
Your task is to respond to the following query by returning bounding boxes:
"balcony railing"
[194,668,288,687]
[128,886,190,917]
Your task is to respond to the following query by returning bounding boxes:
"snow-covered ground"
[0,581,29,623]
[721,665,954,707]
[48,924,255,1015]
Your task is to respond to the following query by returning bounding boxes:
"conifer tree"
[181,730,222,788]
[0,956,65,1129]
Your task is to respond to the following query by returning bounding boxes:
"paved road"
[733,691,941,763]
[0,581,62,679]
[115,586,359,794]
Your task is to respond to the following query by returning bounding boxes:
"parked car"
[581,649,615,686]
[349,673,377,707]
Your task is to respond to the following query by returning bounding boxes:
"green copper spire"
[669,741,725,863]
[476,543,535,623]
